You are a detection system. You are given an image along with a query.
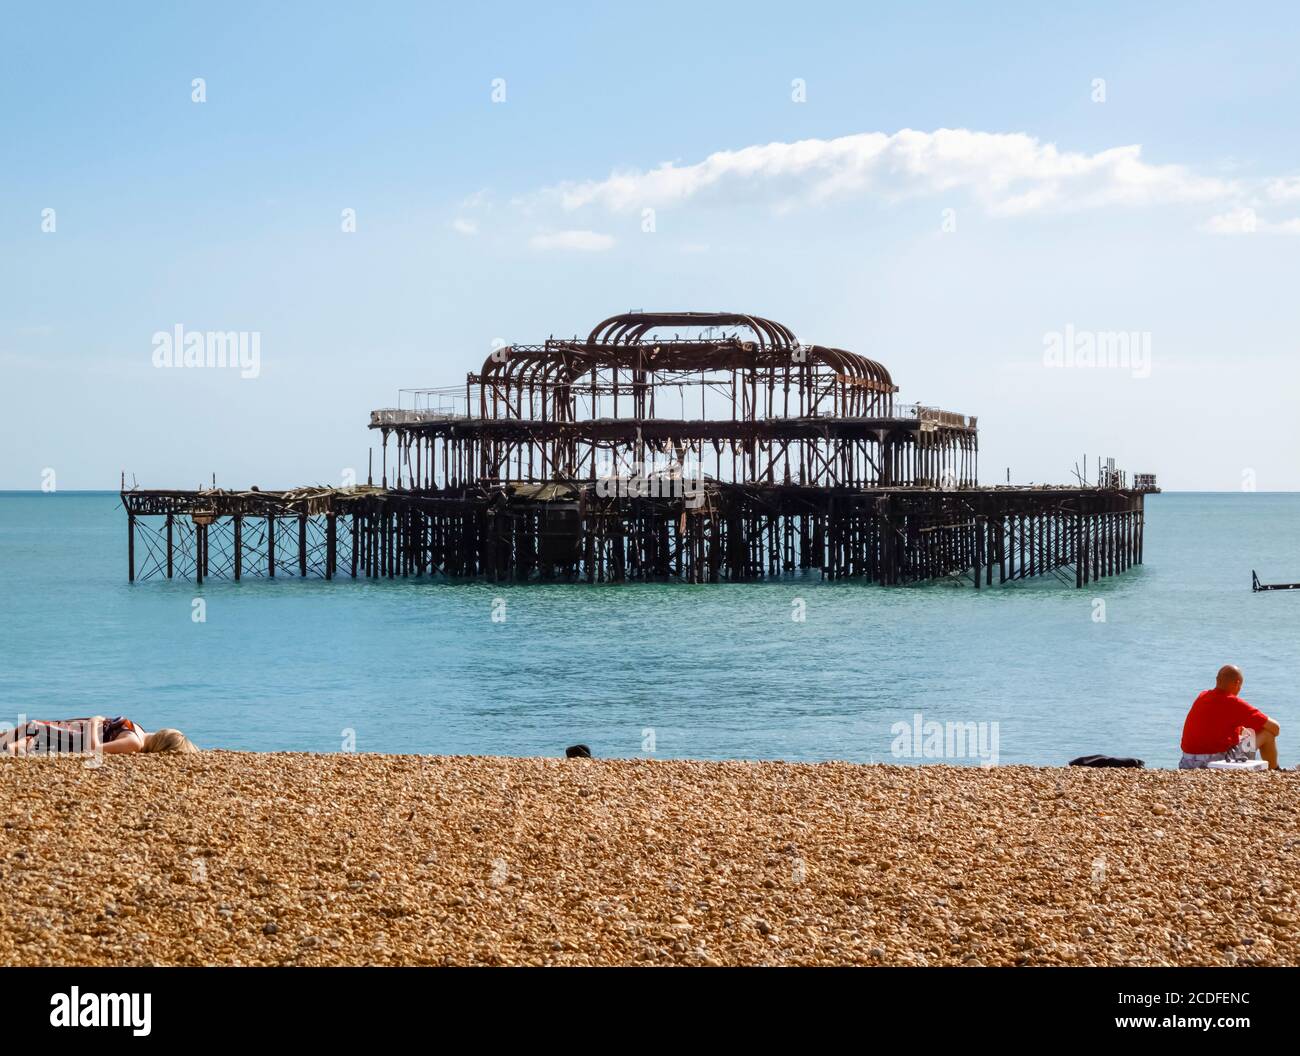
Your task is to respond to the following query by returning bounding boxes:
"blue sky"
[2,0,1298,490]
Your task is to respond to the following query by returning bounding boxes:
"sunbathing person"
[1179,665,1280,769]
[2,716,197,756]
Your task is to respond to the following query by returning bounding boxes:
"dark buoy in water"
[565,744,591,758]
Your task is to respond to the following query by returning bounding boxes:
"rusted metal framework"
[373,311,977,492]
[122,310,1157,587]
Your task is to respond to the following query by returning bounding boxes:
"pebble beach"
[2,753,1297,966]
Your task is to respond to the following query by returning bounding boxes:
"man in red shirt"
[1180,664,1281,769]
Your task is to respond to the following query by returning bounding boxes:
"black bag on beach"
[1068,754,1144,768]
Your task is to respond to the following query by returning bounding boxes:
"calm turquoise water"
[1,492,1297,767]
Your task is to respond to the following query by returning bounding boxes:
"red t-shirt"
[1181,689,1269,754]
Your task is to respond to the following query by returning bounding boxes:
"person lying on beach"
[1179,665,1280,770]
[1,716,197,757]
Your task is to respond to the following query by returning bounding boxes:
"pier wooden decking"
[121,483,1149,587]
[121,310,1157,588]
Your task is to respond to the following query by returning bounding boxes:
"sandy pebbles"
[1,753,1297,966]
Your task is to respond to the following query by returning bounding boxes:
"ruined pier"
[122,310,1157,587]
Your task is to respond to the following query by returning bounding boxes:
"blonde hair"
[141,728,199,754]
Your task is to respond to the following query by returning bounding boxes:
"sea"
[1,492,1297,768]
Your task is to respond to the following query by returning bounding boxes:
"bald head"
[1216,665,1244,692]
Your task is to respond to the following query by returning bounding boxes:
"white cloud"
[1202,207,1259,234]
[529,229,615,252]
[451,218,478,236]
[1202,207,1300,235]
[1266,177,1300,201]
[547,128,1235,218]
